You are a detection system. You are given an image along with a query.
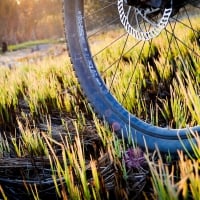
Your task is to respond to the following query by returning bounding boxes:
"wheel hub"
[124,0,170,8]
[118,0,172,40]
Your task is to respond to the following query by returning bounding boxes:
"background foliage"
[0,0,63,44]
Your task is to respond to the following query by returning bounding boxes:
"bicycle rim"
[63,0,200,153]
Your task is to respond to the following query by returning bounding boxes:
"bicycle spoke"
[121,41,146,105]
[109,34,130,90]
[88,16,120,38]
[165,28,200,58]
[101,40,142,74]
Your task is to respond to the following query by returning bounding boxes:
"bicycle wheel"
[63,0,200,153]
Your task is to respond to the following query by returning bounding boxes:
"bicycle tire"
[63,0,200,153]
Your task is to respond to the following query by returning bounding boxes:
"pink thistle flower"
[124,147,145,169]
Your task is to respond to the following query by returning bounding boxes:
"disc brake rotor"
[118,0,172,40]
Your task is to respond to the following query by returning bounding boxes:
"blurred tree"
[0,0,63,44]
[0,0,19,44]
[18,0,63,42]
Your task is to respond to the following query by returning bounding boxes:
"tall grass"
[0,54,82,123]
[0,16,199,200]
[146,143,200,200]
[5,109,200,199]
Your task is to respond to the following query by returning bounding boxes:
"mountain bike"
[63,0,200,153]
